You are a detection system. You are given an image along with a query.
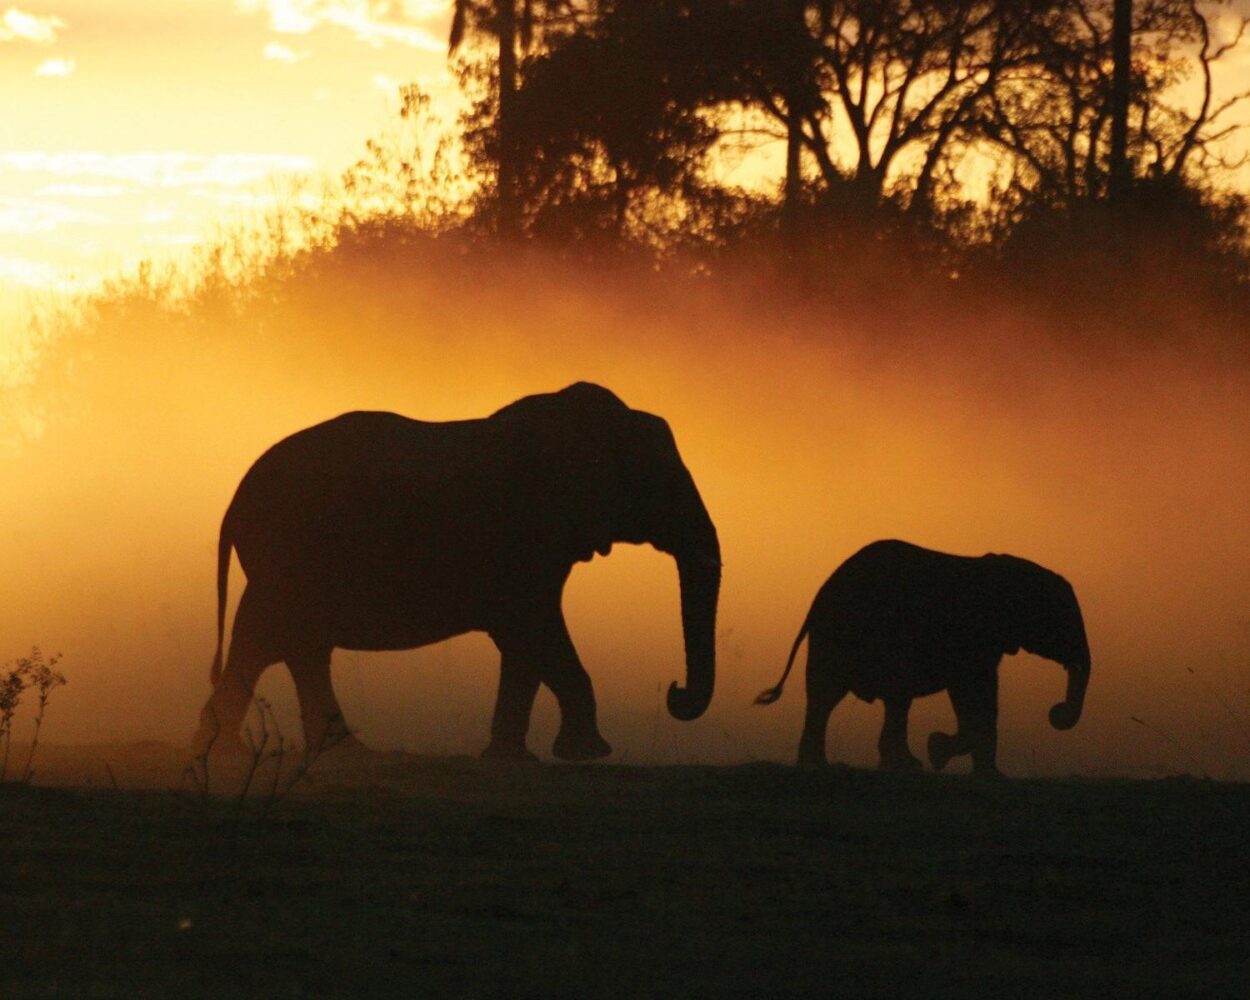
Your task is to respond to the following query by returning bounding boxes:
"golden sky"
[0,1,455,295]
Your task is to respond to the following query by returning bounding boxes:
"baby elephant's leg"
[942,669,1000,774]
[878,697,922,771]
[798,648,847,767]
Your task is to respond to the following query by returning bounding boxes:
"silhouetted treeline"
[341,0,1250,343]
[448,2,1245,225]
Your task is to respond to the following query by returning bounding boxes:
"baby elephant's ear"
[981,553,1025,655]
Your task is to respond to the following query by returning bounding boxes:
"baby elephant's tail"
[755,613,811,705]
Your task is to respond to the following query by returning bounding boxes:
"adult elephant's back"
[223,411,497,613]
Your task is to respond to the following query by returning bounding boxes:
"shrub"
[0,647,66,782]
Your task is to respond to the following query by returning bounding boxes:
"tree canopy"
[337,0,1250,336]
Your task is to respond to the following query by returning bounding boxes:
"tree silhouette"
[979,0,1250,215]
[449,1,580,235]
[1109,0,1133,202]
[505,22,719,243]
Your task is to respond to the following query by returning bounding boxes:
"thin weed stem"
[1130,715,1211,779]
[1186,666,1250,750]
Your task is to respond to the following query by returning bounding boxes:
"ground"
[1,745,1248,998]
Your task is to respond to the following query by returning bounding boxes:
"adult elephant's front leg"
[491,610,611,762]
[480,650,541,761]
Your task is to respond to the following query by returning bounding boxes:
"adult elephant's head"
[990,555,1091,732]
[493,382,721,722]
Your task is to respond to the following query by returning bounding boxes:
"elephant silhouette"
[756,540,1090,774]
[193,382,721,761]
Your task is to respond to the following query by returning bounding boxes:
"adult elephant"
[756,540,1090,775]
[193,382,720,761]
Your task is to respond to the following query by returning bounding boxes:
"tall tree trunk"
[783,106,803,239]
[1108,0,1132,202]
[497,0,520,237]
[781,0,807,244]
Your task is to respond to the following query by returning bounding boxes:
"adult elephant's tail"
[209,511,234,687]
[754,611,812,705]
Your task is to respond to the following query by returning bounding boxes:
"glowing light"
[40,183,128,198]
[0,252,62,286]
[0,151,318,189]
[0,194,107,234]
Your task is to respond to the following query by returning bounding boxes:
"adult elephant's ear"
[499,382,630,563]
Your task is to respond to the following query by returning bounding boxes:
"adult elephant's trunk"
[1049,641,1091,731]
[665,494,720,722]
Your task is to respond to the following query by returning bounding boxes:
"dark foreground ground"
[2,745,1248,998]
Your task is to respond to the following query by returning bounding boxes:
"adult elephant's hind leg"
[193,586,281,755]
[878,697,922,771]
[286,647,362,756]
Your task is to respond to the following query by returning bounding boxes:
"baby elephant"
[756,540,1091,774]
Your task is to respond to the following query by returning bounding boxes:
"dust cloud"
[2,247,1248,779]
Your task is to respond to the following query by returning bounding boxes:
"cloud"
[0,151,318,189]
[239,1,445,51]
[0,195,107,235]
[262,41,306,63]
[34,56,74,76]
[0,6,65,44]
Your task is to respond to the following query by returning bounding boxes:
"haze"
[2,251,1247,780]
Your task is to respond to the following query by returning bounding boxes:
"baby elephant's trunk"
[1049,646,1090,730]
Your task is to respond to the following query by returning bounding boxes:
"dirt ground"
[2,743,1248,998]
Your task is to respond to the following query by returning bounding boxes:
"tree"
[976,1,1250,337]
[816,2,1058,216]
[1109,0,1133,201]
[449,1,583,235]
[979,0,1250,215]
[454,1,750,247]
[658,1,1045,229]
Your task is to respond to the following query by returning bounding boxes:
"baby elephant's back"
[810,540,987,644]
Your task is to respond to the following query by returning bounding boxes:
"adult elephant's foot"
[552,729,612,762]
[880,750,923,772]
[927,731,957,772]
[303,717,368,758]
[480,738,539,763]
[312,731,368,757]
[190,726,248,760]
